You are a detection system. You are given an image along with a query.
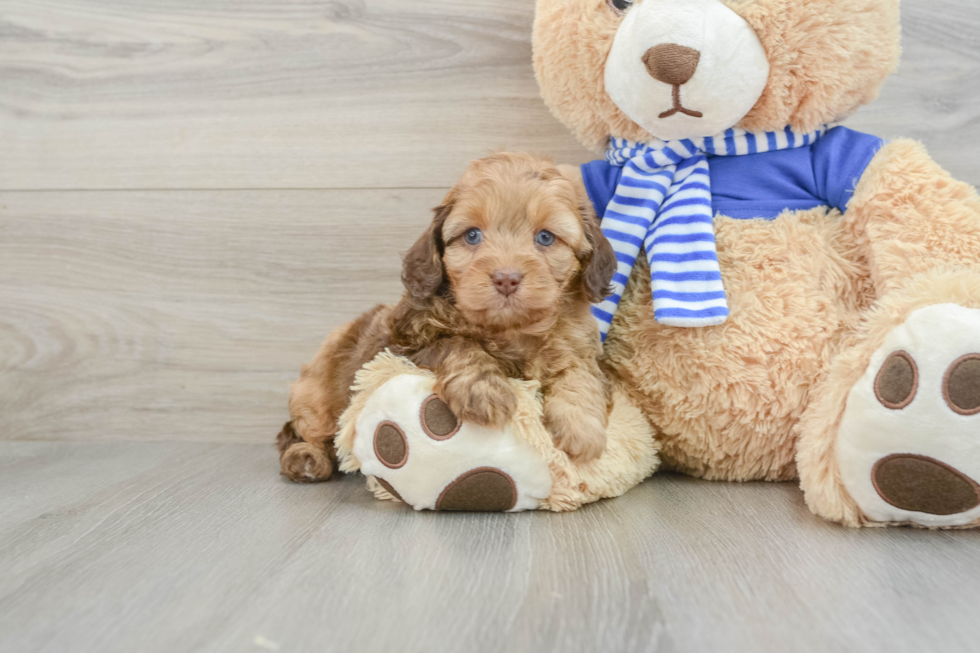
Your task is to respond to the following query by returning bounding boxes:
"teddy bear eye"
[464,228,483,246]
[535,230,556,247]
[606,0,634,14]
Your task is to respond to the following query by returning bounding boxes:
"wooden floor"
[3,441,980,653]
[2,0,980,651]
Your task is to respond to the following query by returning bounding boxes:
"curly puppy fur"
[278,153,618,482]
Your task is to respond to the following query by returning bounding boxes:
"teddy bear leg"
[798,137,980,526]
[798,269,980,528]
[341,362,659,513]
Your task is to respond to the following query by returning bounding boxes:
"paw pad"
[874,351,918,410]
[873,454,980,516]
[943,354,980,416]
[435,467,518,512]
[420,395,461,440]
[374,421,408,469]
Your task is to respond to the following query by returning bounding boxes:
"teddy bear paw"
[837,304,980,527]
[351,374,553,512]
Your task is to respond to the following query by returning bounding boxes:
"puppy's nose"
[642,43,701,86]
[492,269,524,297]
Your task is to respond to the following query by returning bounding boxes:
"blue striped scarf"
[592,126,827,340]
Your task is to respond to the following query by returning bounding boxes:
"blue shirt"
[581,126,884,221]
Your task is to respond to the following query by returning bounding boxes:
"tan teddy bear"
[533,0,980,528]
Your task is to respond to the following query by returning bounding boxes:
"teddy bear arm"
[557,164,585,184]
[845,139,980,296]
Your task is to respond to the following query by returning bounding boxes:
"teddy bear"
[530,0,980,528]
[318,0,980,528]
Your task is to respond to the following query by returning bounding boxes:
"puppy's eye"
[606,0,634,14]
[464,228,483,246]
[535,230,556,247]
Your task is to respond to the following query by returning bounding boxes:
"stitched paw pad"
[838,304,980,527]
[353,375,552,512]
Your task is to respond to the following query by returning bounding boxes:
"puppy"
[277,152,618,482]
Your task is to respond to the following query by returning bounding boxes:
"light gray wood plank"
[0,189,442,442]
[0,0,590,191]
[2,0,979,190]
[0,441,357,653]
[847,0,980,185]
[1,441,979,653]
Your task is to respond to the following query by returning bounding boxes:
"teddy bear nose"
[492,269,524,297]
[642,43,702,86]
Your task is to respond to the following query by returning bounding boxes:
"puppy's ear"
[402,197,452,303]
[579,201,617,304]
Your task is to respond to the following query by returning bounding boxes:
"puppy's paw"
[438,372,517,430]
[280,442,334,483]
[544,400,608,463]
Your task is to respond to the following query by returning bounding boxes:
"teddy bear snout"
[642,43,701,87]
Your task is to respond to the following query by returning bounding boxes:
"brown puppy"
[277,152,618,482]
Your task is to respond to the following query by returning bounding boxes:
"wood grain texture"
[847,0,980,186]
[1,0,979,190]
[0,0,589,190]
[0,189,441,442]
[2,3,980,651]
[1,441,979,653]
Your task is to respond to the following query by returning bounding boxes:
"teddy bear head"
[533,0,901,150]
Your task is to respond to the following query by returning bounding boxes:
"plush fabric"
[531,0,980,528]
[797,270,980,529]
[335,351,661,513]
[603,0,771,140]
[533,0,900,152]
[328,0,980,527]
[833,304,980,527]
